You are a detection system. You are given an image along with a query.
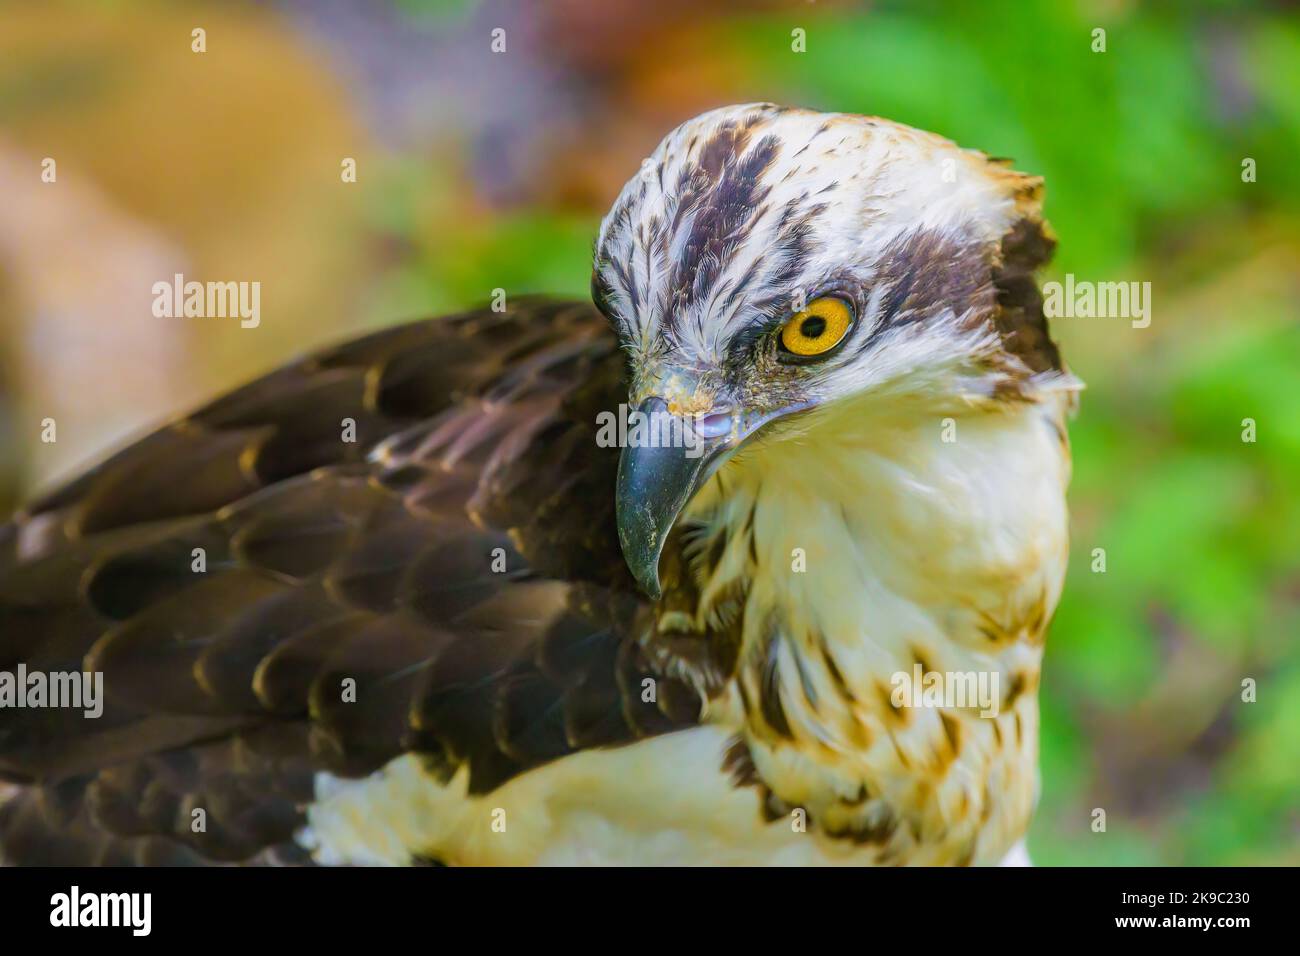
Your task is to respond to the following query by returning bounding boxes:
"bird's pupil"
[800,316,827,339]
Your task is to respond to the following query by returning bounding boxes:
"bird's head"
[593,103,1066,597]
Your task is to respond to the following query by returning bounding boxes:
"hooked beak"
[615,396,791,598]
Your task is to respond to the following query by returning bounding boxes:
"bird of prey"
[0,104,1077,866]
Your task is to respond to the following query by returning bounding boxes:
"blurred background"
[0,0,1296,864]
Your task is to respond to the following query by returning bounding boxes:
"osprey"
[0,104,1077,866]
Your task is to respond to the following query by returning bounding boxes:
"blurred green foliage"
[374,0,1299,864]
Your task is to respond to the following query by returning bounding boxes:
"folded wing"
[0,299,705,864]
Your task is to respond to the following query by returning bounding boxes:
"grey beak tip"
[616,503,665,599]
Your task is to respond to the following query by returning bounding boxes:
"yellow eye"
[779,296,854,357]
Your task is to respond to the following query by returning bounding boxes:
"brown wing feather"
[0,298,706,865]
